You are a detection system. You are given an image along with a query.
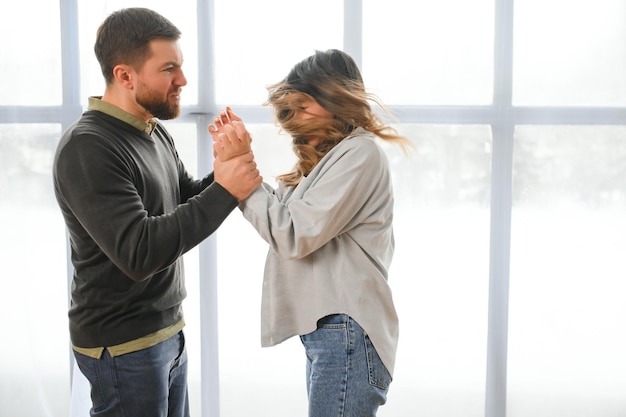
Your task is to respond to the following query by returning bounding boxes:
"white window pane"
[161,121,200,178]
[363,0,495,105]
[214,0,343,105]
[509,126,626,417]
[384,125,491,417]
[513,0,626,106]
[388,125,492,207]
[0,124,70,416]
[513,126,626,207]
[0,3,62,105]
[78,1,199,106]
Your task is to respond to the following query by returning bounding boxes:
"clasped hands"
[209,107,262,201]
[209,106,253,161]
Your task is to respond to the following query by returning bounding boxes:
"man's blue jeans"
[300,314,392,417]
[73,331,190,417]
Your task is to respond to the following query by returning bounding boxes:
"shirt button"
[144,126,151,134]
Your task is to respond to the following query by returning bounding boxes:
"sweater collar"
[88,96,157,135]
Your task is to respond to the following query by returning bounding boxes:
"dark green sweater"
[53,109,237,348]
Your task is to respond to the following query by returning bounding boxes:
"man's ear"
[112,64,134,89]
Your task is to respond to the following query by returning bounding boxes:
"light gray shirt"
[240,129,399,376]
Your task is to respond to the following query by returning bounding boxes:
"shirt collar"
[88,96,157,135]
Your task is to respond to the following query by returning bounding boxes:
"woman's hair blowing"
[266,49,411,187]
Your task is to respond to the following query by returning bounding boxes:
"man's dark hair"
[94,8,181,84]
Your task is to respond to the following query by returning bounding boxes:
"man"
[53,8,260,417]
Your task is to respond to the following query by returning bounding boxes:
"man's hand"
[208,107,252,161]
[214,151,262,201]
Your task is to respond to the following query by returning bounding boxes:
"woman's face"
[295,98,333,147]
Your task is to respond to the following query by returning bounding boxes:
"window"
[513,0,626,106]
[1,1,624,417]
[0,3,62,105]
[363,0,494,105]
[508,126,626,417]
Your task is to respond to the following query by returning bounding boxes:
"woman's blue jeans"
[300,314,392,417]
[73,331,190,417]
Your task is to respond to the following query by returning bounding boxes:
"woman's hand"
[208,106,252,161]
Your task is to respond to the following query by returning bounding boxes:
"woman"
[210,49,411,417]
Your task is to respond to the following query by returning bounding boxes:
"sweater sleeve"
[240,136,390,260]
[53,130,237,282]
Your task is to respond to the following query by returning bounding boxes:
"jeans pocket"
[316,313,349,328]
[364,334,392,390]
[172,331,187,366]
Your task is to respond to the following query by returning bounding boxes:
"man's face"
[135,39,187,120]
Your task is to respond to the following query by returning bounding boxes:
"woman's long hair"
[266,49,412,187]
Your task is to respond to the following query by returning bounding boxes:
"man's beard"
[136,83,180,120]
